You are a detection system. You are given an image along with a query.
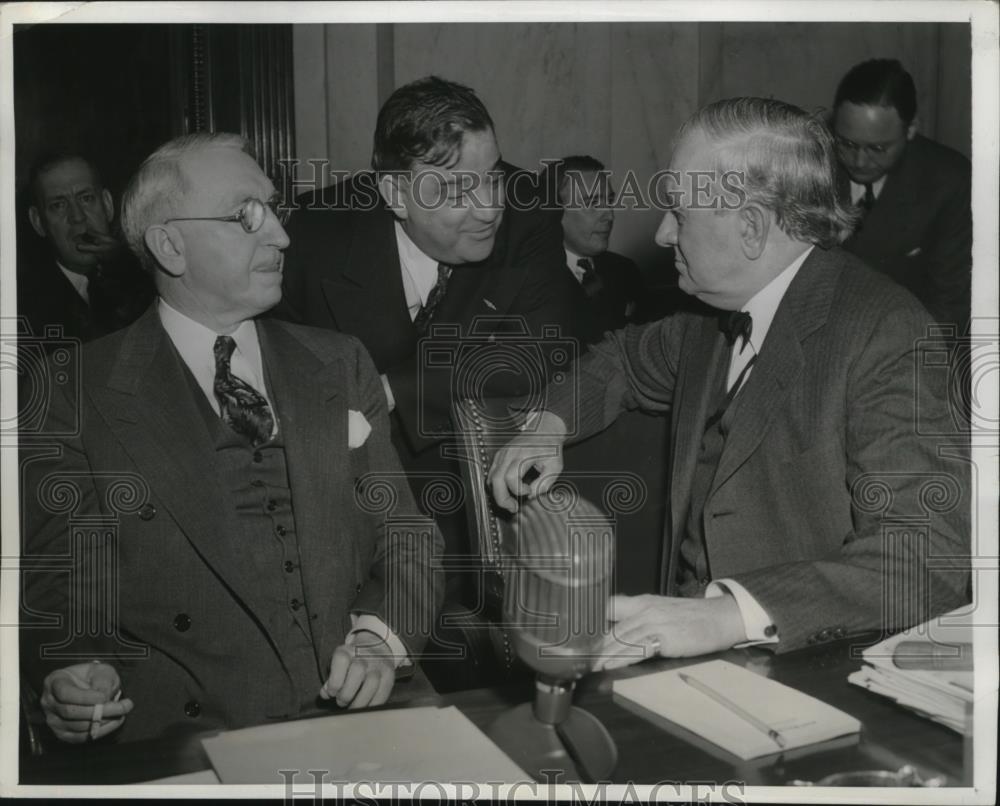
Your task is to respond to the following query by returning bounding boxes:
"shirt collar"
[157,297,262,382]
[849,175,887,204]
[741,246,813,354]
[394,221,438,278]
[55,260,91,302]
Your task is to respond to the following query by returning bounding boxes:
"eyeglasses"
[166,197,290,233]
[834,135,900,159]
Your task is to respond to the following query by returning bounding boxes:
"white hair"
[120,132,252,273]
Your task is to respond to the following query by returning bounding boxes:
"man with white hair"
[21,132,442,744]
[490,98,969,665]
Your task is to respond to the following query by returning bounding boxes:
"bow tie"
[720,310,753,350]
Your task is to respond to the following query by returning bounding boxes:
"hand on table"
[593,593,747,671]
[487,411,568,513]
[40,661,133,743]
[321,632,397,709]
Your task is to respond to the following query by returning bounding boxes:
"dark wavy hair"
[372,76,495,173]
[834,58,917,125]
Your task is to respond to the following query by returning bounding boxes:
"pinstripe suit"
[548,247,969,651]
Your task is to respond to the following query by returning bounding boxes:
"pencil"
[679,672,787,749]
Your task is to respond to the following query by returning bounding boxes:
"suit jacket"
[840,135,971,329]
[567,249,646,345]
[549,247,970,651]
[20,307,443,742]
[16,248,154,344]
[275,170,581,457]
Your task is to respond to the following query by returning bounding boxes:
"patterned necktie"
[213,335,274,447]
[577,257,603,298]
[413,263,452,336]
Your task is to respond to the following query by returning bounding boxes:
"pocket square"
[348,410,372,449]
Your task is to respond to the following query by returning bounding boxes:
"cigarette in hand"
[89,689,122,740]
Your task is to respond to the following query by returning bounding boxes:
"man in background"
[543,155,647,344]
[21,133,442,744]
[19,153,153,342]
[833,58,971,330]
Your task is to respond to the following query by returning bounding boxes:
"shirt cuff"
[705,579,779,647]
[380,374,396,413]
[348,614,411,668]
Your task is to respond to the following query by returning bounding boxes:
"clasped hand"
[487,411,568,512]
[320,631,397,709]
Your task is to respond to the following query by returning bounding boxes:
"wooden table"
[19,635,968,787]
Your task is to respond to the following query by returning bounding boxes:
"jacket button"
[284,560,295,573]
[251,479,265,488]
[699,577,710,587]
[817,629,831,642]
[355,583,363,593]
[267,500,277,512]
[276,525,287,536]
[184,700,201,718]
[833,627,847,639]
[806,635,816,644]
[290,598,302,611]
[138,503,157,521]
[173,613,192,632]
[763,624,777,637]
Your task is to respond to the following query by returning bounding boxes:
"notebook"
[612,659,861,760]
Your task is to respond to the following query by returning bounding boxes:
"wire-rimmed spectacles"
[166,197,290,233]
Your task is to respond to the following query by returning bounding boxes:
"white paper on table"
[612,659,860,760]
[201,705,529,784]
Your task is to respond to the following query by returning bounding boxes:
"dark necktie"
[413,263,452,336]
[577,257,603,298]
[854,182,876,234]
[720,310,753,354]
[213,335,275,447]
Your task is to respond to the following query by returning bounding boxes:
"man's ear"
[738,204,769,260]
[905,116,918,141]
[100,189,114,223]
[28,206,46,238]
[143,224,186,278]
[378,173,409,221]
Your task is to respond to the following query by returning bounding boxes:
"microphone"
[488,490,618,782]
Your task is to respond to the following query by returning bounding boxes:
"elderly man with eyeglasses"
[19,132,443,744]
[832,58,971,331]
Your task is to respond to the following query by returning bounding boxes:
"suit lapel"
[258,321,354,638]
[89,307,279,632]
[710,249,839,495]
[321,207,415,357]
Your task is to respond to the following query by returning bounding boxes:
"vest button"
[253,450,263,463]
[173,613,192,632]
[267,500,277,512]
[138,503,157,521]
[290,598,302,611]
[276,525,287,536]
[184,700,201,718]
[284,560,295,573]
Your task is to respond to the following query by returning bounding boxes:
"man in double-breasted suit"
[490,98,970,666]
[20,133,442,744]
[276,77,580,571]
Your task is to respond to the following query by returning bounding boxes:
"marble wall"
[292,21,971,273]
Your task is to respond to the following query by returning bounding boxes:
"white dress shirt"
[849,176,886,205]
[157,299,407,664]
[57,261,91,304]
[706,246,814,646]
[395,221,440,321]
[564,248,590,284]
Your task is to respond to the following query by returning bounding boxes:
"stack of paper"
[612,659,861,760]
[201,705,528,784]
[848,605,975,733]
